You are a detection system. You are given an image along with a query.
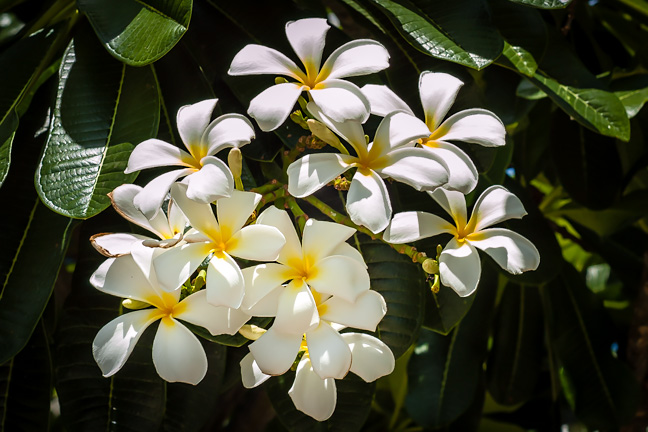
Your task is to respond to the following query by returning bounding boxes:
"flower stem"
[258,186,286,207]
[285,197,308,233]
[251,180,283,195]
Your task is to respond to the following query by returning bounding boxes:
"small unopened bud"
[422,258,439,274]
[122,299,150,310]
[307,119,348,155]
[193,269,207,292]
[333,176,351,191]
[290,111,309,130]
[239,324,267,341]
[228,147,243,179]
[436,244,443,259]
[275,76,289,85]
[431,275,440,294]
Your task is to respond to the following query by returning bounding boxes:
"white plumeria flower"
[241,332,394,421]
[125,99,255,218]
[228,17,389,131]
[91,254,250,385]
[153,183,285,309]
[383,185,540,297]
[287,103,450,233]
[362,71,506,194]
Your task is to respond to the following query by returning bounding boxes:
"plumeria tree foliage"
[1,0,647,431]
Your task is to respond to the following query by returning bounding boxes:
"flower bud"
[122,299,150,310]
[422,258,439,274]
[239,324,266,341]
[228,147,243,179]
[307,119,348,155]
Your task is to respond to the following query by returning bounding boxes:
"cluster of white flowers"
[88,17,540,421]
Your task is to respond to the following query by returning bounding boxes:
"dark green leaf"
[78,0,192,66]
[540,264,639,429]
[184,317,271,347]
[405,263,496,428]
[36,24,160,219]
[486,284,543,405]
[501,43,538,76]
[358,236,427,359]
[0,110,18,186]
[611,74,648,119]
[505,0,572,8]
[0,320,52,431]
[370,0,504,70]
[423,287,475,335]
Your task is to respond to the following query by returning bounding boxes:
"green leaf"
[266,370,375,431]
[405,263,496,428]
[423,288,476,335]
[486,284,543,405]
[0,320,52,431]
[369,0,504,70]
[612,75,648,119]
[505,0,572,8]
[184,316,271,347]
[78,0,192,66]
[540,264,639,428]
[528,73,630,141]
[0,110,18,186]
[357,236,427,359]
[36,24,160,219]
[501,43,538,76]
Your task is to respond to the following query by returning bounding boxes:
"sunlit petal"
[378,147,449,192]
[204,113,256,155]
[342,333,395,382]
[274,280,319,336]
[467,185,527,232]
[109,184,158,235]
[439,238,481,297]
[177,99,218,151]
[469,228,540,274]
[383,211,454,244]
[302,219,356,265]
[287,153,354,198]
[421,141,478,194]
[90,232,148,257]
[125,139,193,173]
[285,18,329,75]
[249,326,302,375]
[170,183,221,241]
[319,40,389,81]
[256,206,303,265]
[217,190,261,239]
[347,169,391,234]
[229,44,305,82]
[154,242,212,292]
[428,188,468,228]
[228,224,285,261]
[241,263,290,310]
[152,318,207,384]
[135,168,194,219]
[431,108,505,147]
[419,71,463,131]
[240,352,271,388]
[328,242,365,266]
[307,101,367,151]
[289,357,336,421]
[307,255,369,303]
[307,322,351,379]
[361,84,414,117]
[372,112,430,156]
[92,255,158,303]
[320,290,387,331]
[184,159,234,204]
[176,290,250,335]
[309,79,370,123]
[206,252,245,309]
[248,82,305,132]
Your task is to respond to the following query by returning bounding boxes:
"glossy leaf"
[541,264,639,429]
[0,110,17,186]
[78,0,192,66]
[424,287,476,335]
[36,25,160,219]
[505,0,572,8]
[370,0,504,70]
[612,75,648,119]
[358,236,427,359]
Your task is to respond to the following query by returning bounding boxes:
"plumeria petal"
[342,333,395,382]
[467,185,527,232]
[176,290,249,335]
[206,252,245,309]
[170,183,221,241]
[246,285,282,317]
[319,39,390,81]
[377,147,449,192]
[274,280,319,336]
[347,169,391,234]
[361,84,414,117]
[109,184,159,235]
[309,79,370,123]
[320,290,386,331]
[93,309,160,377]
[130,241,167,289]
[307,255,369,303]
[184,158,234,204]
[287,153,354,198]
[167,199,187,236]
[302,219,356,265]
[248,82,305,131]
[430,108,506,147]
[204,113,255,155]
[91,256,158,303]
[421,141,478,194]
[329,242,365,266]
[135,168,195,218]
[383,211,455,244]
[428,188,468,229]
[307,101,367,151]
[240,352,271,388]
[249,327,302,375]
[468,228,540,274]
[217,190,261,239]
[419,71,463,131]
[154,242,213,292]
[228,224,285,261]
[152,318,208,385]
[371,112,430,156]
[241,263,290,310]
[307,322,351,379]
[439,238,481,297]
[256,206,303,266]
[289,357,336,421]
[125,139,194,174]
[177,99,218,154]
[228,44,305,81]
[285,18,329,76]
[90,233,149,257]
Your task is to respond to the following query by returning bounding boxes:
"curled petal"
[289,357,336,421]
[152,318,207,385]
[109,184,158,235]
[248,82,305,132]
[240,352,271,388]
[206,253,245,309]
[383,211,454,244]
[306,322,351,379]
[342,333,395,382]
[422,141,478,194]
[177,99,218,152]
[307,255,369,303]
[428,188,468,229]
[319,39,390,81]
[274,280,319,336]
[93,309,160,377]
[135,168,194,219]
[92,255,158,303]
[431,108,506,147]
[90,232,149,257]
[229,224,286,261]
[468,228,540,274]
[184,158,234,204]
[347,169,391,234]
[249,327,302,375]
[419,71,463,131]
[229,44,305,82]
[439,238,481,297]
[287,153,354,198]
[307,101,367,151]
[377,147,449,192]
[217,190,261,239]
[256,206,303,266]
[467,185,527,232]
[361,84,414,117]
[176,290,250,336]
[371,112,430,156]
[170,183,221,241]
[125,139,194,174]
[320,290,387,331]
[204,113,255,155]
[309,79,370,123]
[302,219,356,265]
[286,18,329,75]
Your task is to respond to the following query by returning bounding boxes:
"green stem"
[285,197,308,233]
[251,180,283,195]
[234,177,244,191]
[301,195,428,264]
[258,186,286,207]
